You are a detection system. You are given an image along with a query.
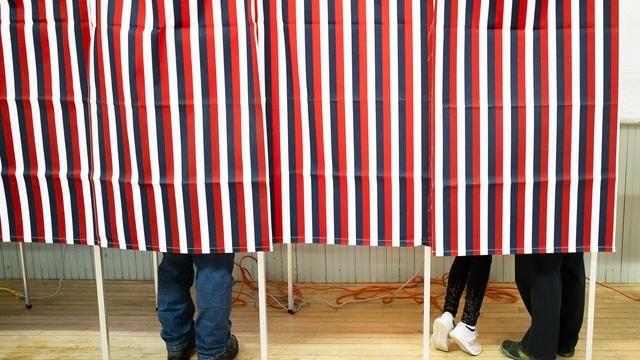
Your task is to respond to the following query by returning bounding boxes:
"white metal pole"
[423,246,431,360]
[93,246,111,360]
[18,242,32,309]
[287,243,294,314]
[585,253,598,360]
[152,251,159,310]
[257,252,268,360]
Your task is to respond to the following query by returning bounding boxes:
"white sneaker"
[431,312,455,352]
[449,322,482,356]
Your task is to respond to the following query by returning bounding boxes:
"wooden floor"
[0,280,638,359]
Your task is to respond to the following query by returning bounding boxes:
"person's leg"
[519,254,564,360]
[443,256,472,317]
[515,254,533,316]
[557,253,585,354]
[192,253,236,359]
[157,253,196,353]
[460,255,492,326]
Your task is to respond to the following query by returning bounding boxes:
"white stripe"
[67,0,94,245]
[456,0,466,255]
[546,0,558,254]
[100,0,127,249]
[524,0,536,254]
[189,0,210,253]
[320,1,334,244]
[212,0,234,253]
[45,0,74,244]
[412,0,422,247]
[276,0,292,244]
[389,0,400,247]
[164,2,189,253]
[24,0,53,242]
[568,0,580,253]
[343,0,357,245]
[434,0,444,256]
[591,0,604,252]
[237,0,256,252]
[479,0,490,255]
[365,0,377,246]
[502,0,513,255]
[143,0,167,252]
[90,0,106,246]
[1,2,31,243]
[120,0,147,251]
[295,0,313,244]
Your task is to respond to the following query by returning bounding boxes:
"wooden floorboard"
[0,280,638,359]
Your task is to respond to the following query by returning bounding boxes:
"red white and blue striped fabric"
[90,0,272,253]
[432,0,620,256]
[0,0,95,246]
[264,0,434,247]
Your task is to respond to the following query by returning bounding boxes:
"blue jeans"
[157,253,235,360]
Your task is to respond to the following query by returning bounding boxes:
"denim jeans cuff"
[166,333,195,352]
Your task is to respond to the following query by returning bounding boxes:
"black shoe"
[501,340,537,360]
[168,341,196,360]
[212,334,239,360]
[558,347,575,358]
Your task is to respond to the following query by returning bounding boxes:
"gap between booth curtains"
[0,0,273,255]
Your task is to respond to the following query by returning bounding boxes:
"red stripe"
[247,0,271,250]
[605,0,619,251]
[560,0,572,253]
[381,0,392,246]
[203,0,226,252]
[404,0,414,245]
[335,0,349,242]
[582,0,596,252]
[268,0,283,243]
[133,0,160,251]
[448,0,459,255]
[179,0,202,253]
[471,0,481,255]
[538,0,550,253]
[38,3,67,242]
[112,0,139,250]
[60,0,88,243]
[0,36,24,240]
[313,0,327,242]
[228,0,248,251]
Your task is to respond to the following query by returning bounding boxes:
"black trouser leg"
[557,253,585,352]
[443,256,471,317]
[460,255,492,326]
[516,254,563,360]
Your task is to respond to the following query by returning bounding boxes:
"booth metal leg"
[93,246,111,360]
[257,252,268,360]
[18,242,32,309]
[152,251,159,310]
[287,243,294,314]
[585,253,598,360]
[423,246,431,360]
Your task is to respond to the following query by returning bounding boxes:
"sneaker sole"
[500,345,520,360]
[449,333,481,356]
[431,321,451,352]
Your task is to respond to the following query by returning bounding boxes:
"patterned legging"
[442,255,492,326]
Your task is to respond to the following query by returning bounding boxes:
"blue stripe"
[598,0,612,250]
[532,0,543,253]
[398,0,407,246]
[352,0,364,245]
[509,0,520,254]
[464,0,474,256]
[576,0,589,251]
[487,0,497,254]
[374,0,384,246]
[553,0,566,250]
[441,0,452,255]
[420,0,429,247]
[328,0,343,242]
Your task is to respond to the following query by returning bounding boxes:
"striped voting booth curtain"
[431,0,620,256]
[264,0,434,247]
[0,0,95,246]
[90,0,272,254]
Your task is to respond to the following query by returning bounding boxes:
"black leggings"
[443,255,492,326]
